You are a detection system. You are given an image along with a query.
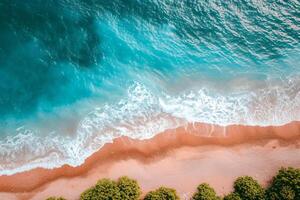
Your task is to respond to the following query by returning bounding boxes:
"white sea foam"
[0,80,300,175]
[161,81,300,126]
[0,83,184,175]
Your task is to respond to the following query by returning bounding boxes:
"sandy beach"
[1,1,299,200]
[0,122,300,200]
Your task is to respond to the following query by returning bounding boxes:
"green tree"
[223,193,241,200]
[80,177,142,200]
[233,176,264,200]
[117,176,141,200]
[80,179,120,200]
[192,183,220,200]
[144,187,180,200]
[266,167,300,200]
[46,197,67,200]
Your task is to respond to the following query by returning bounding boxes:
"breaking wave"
[1,79,300,175]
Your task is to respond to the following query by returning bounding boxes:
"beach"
[1,1,300,200]
[0,122,299,200]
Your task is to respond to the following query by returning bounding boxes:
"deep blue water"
[0,0,299,174]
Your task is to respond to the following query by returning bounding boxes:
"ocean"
[0,0,299,175]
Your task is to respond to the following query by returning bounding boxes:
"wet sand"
[0,122,300,200]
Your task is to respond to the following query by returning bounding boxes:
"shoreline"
[0,121,300,199]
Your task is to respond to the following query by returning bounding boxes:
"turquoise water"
[0,0,299,174]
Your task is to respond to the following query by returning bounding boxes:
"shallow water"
[0,0,299,174]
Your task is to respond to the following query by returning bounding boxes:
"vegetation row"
[46,167,300,200]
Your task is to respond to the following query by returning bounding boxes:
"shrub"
[233,176,264,200]
[144,187,180,200]
[46,197,66,200]
[223,193,241,200]
[192,183,220,200]
[80,177,141,200]
[80,179,120,200]
[117,176,141,200]
[266,167,300,200]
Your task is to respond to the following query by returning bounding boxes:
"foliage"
[233,176,265,200]
[266,167,300,200]
[80,179,120,200]
[223,193,241,200]
[144,187,180,200]
[46,197,67,200]
[80,177,141,200]
[192,183,220,200]
[117,176,141,200]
